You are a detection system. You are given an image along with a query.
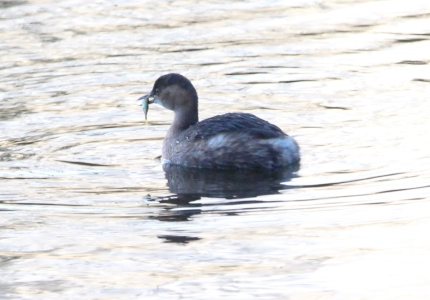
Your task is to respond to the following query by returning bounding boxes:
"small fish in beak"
[138,92,154,125]
[142,96,149,124]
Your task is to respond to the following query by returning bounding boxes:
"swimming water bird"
[138,73,300,169]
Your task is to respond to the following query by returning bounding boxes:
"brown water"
[1,0,430,299]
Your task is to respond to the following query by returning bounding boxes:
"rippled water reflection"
[1,0,430,298]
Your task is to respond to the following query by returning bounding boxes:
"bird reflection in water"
[159,163,300,203]
[151,164,299,243]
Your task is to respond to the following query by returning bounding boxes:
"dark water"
[1,0,430,298]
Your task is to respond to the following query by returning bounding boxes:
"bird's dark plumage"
[139,73,300,169]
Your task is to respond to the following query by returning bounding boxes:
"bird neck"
[168,105,199,137]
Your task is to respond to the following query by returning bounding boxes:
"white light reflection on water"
[1,0,430,299]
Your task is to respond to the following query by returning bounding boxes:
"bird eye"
[155,88,159,95]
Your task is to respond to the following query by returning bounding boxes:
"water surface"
[1,0,430,299]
